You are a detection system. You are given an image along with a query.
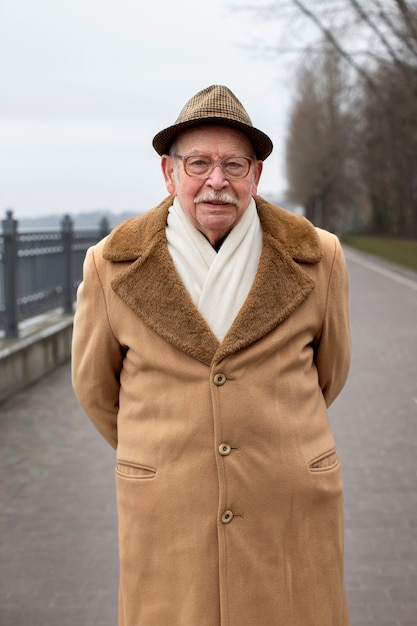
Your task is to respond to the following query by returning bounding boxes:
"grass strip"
[343,235,417,273]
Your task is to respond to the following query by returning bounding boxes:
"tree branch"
[291,0,377,91]
[374,0,417,60]
[348,0,403,65]
[394,0,417,43]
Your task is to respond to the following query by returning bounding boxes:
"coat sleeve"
[71,244,123,449]
[314,233,351,407]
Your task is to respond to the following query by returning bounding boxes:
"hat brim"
[152,117,273,161]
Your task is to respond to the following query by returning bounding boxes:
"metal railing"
[0,210,110,339]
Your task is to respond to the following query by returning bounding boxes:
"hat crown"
[152,84,273,160]
[176,85,253,127]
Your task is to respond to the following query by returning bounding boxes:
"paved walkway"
[1,250,417,626]
[332,249,417,626]
[0,364,118,626]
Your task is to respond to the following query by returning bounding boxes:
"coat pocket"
[308,448,339,472]
[115,460,157,479]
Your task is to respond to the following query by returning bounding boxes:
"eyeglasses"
[174,154,253,179]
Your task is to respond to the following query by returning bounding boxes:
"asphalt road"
[331,248,417,626]
[0,247,416,626]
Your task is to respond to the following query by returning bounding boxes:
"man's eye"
[189,157,210,167]
[224,159,244,172]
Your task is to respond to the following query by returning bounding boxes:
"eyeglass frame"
[173,153,254,180]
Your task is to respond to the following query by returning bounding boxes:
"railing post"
[2,209,19,339]
[99,217,110,239]
[61,214,74,314]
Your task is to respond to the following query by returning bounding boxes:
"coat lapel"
[110,234,220,365]
[103,196,322,366]
[216,232,316,362]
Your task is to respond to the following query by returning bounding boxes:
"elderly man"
[72,85,351,626]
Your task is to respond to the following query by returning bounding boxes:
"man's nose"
[207,164,229,188]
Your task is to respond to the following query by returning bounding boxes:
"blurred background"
[1,0,416,244]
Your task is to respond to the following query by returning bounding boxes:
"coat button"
[221,510,234,524]
[213,373,227,386]
[219,443,232,456]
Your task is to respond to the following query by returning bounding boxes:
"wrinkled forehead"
[174,124,255,157]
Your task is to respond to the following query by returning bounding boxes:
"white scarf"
[166,197,262,341]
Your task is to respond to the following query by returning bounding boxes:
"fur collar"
[104,195,321,263]
[103,196,322,365]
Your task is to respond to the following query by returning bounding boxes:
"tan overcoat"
[72,195,351,626]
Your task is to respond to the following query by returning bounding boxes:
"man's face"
[161,125,263,246]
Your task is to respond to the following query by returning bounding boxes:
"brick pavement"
[0,251,416,626]
[0,363,119,626]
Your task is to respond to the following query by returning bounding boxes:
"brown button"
[213,373,227,386]
[221,510,234,524]
[219,443,232,456]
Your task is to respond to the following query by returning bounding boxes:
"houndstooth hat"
[152,85,273,160]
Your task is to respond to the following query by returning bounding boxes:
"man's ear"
[161,155,177,196]
[251,160,263,197]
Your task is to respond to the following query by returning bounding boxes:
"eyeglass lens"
[183,155,251,179]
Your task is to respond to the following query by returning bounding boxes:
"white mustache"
[194,192,239,206]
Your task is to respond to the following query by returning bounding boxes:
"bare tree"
[358,61,417,236]
[286,45,357,233]
[241,0,417,236]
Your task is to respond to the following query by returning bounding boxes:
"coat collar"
[103,196,322,366]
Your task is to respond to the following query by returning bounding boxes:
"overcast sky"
[1,0,297,219]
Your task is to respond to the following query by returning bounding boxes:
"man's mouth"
[194,193,239,207]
